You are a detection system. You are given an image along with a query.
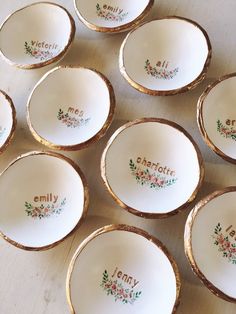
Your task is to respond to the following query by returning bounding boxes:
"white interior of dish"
[201,76,236,160]
[191,191,236,298]
[0,92,13,148]
[104,122,200,214]
[0,3,72,66]
[70,229,177,314]
[121,19,209,91]
[75,0,151,28]
[28,67,111,147]
[0,154,85,248]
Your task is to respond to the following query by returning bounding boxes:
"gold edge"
[0,2,76,69]
[0,90,17,154]
[101,118,204,219]
[74,0,154,33]
[184,187,236,303]
[66,224,181,313]
[197,72,236,164]
[27,66,116,150]
[66,255,76,314]
[119,16,212,96]
[0,151,89,251]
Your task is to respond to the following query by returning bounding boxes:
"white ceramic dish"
[74,0,154,33]
[66,224,181,314]
[198,73,236,163]
[0,90,16,153]
[0,2,75,69]
[0,151,89,250]
[185,187,236,303]
[119,17,212,96]
[27,66,115,150]
[101,118,204,218]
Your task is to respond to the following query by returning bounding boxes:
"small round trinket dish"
[0,2,75,69]
[0,151,88,250]
[27,66,115,150]
[198,73,236,163]
[74,0,154,33]
[119,17,211,95]
[66,224,180,314]
[101,118,204,218]
[0,90,16,154]
[185,187,236,303]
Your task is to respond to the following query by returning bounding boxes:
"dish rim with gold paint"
[0,151,89,251]
[197,72,236,164]
[101,118,204,218]
[74,0,154,33]
[0,2,75,69]
[119,16,212,96]
[66,224,181,314]
[184,186,236,303]
[0,90,16,154]
[27,65,115,151]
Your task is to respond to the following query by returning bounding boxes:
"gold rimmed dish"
[27,66,115,151]
[101,118,204,218]
[66,224,181,314]
[0,151,89,251]
[0,2,75,69]
[0,90,16,154]
[119,16,212,96]
[197,73,236,163]
[74,0,154,33]
[185,187,236,303]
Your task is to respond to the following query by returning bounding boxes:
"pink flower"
[35,207,41,214]
[152,177,157,183]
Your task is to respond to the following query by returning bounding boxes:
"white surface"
[0,153,85,248]
[28,67,111,147]
[0,2,72,66]
[0,91,13,147]
[121,18,209,91]
[103,120,201,214]
[0,0,236,313]
[201,75,236,160]
[70,229,177,314]
[190,191,236,298]
[75,0,151,29]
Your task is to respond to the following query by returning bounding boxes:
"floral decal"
[217,119,236,141]
[25,197,66,219]
[96,4,128,22]
[101,270,142,305]
[212,223,236,264]
[0,127,6,138]
[24,41,55,61]
[129,159,177,190]
[57,109,90,128]
[144,59,179,80]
